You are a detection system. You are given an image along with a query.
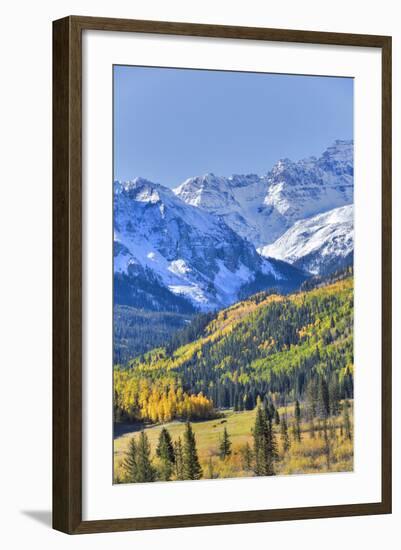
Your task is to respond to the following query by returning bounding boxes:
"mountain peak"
[114,177,178,206]
[320,139,353,163]
[317,140,353,175]
[115,176,157,190]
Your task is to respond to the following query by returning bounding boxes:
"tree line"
[114,375,216,424]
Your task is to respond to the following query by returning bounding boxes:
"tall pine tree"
[294,399,302,442]
[123,437,138,482]
[305,378,318,420]
[253,405,277,476]
[280,414,290,453]
[343,400,352,440]
[124,432,156,483]
[219,427,232,459]
[253,405,266,475]
[183,422,202,480]
[156,427,175,480]
[174,437,184,480]
[156,428,175,463]
[329,376,341,416]
[136,431,156,482]
[267,416,279,468]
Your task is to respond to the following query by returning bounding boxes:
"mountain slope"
[174,140,353,247]
[115,277,354,420]
[259,204,354,275]
[114,178,307,312]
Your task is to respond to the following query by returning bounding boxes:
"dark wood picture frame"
[53,15,392,534]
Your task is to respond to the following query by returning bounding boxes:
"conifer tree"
[253,405,277,476]
[305,378,318,420]
[253,406,264,471]
[174,437,184,480]
[267,416,278,470]
[267,401,276,422]
[323,420,331,470]
[156,427,175,480]
[219,427,232,459]
[136,431,156,482]
[280,415,290,453]
[294,399,302,441]
[123,437,138,482]
[275,408,280,425]
[156,427,175,464]
[343,399,352,440]
[329,376,341,416]
[183,422,202,480]
[253,405,267,475]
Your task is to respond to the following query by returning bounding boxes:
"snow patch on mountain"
[259,204,354,275]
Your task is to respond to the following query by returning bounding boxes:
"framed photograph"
[53,16,392,534]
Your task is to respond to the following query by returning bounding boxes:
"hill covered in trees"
[113,306,195,364]
[114,276,353,425]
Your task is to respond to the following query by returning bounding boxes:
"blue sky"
[114,65,353,188]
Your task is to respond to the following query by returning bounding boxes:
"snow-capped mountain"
[259,204,354,275]
[114,178,307,311]
[173,173,271,246]
[174,140,353,247]
[113,140,353,310]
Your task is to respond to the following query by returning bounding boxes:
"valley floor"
[114,404,353,483]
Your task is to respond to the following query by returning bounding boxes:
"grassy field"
[114,404,353,482]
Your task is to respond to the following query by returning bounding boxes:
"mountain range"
[174,140,353,246]
[114,140,353,312]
